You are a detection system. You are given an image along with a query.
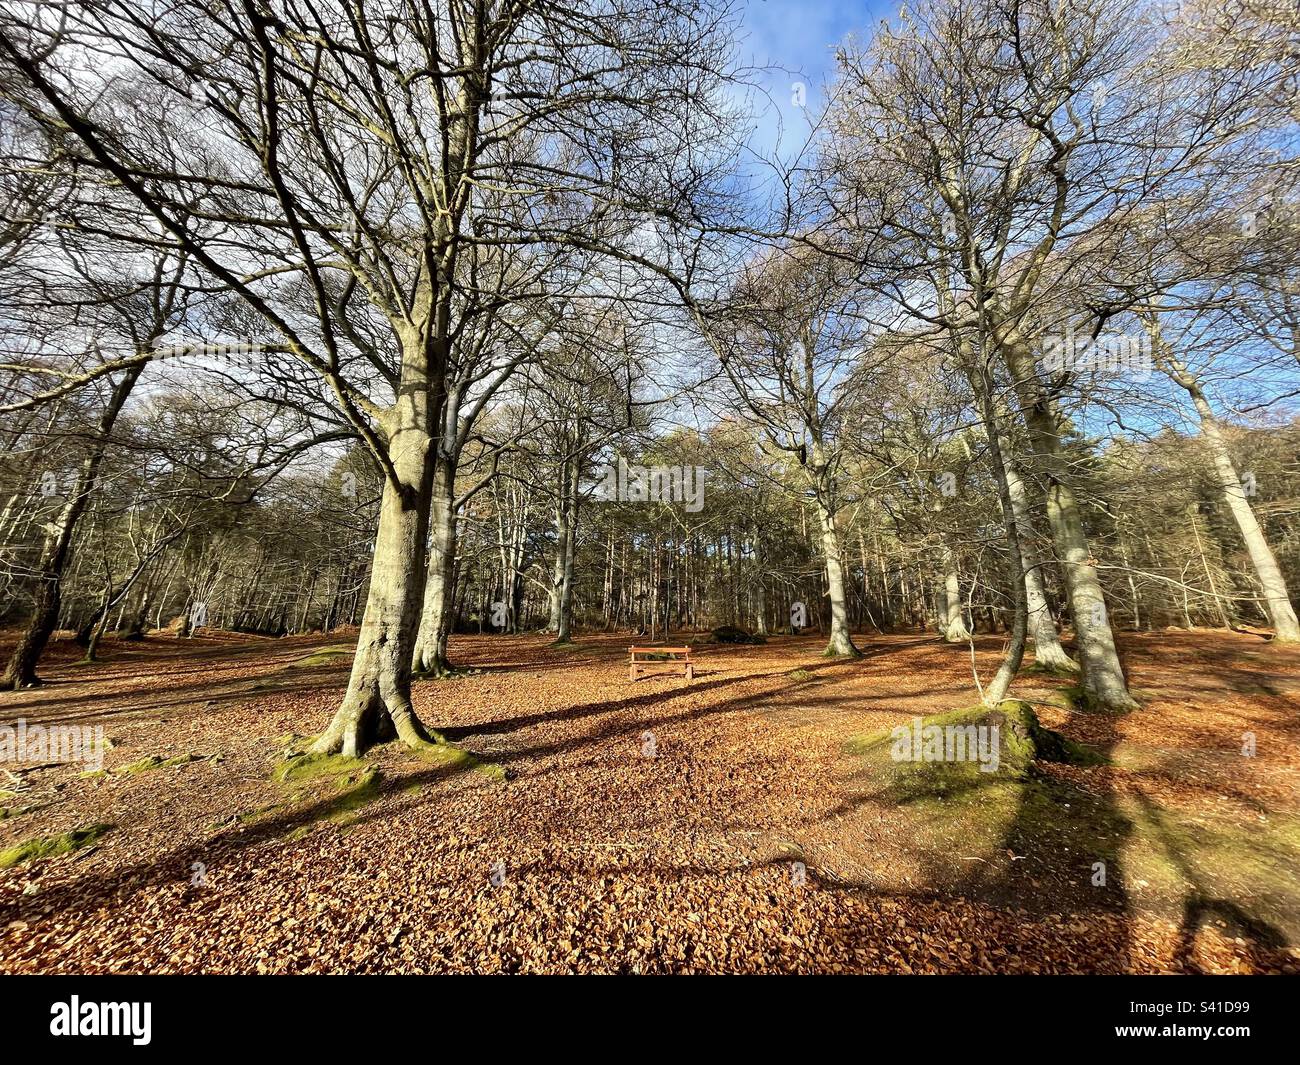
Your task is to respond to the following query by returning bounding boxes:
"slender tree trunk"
[413,455,458,674]
[941,546,971,642]
[550,459,579,643]
[1159,355,1300,642]
[1003,450,1078,672]
[812,471,860,658]
[3,364,142,689]
[963,340,1028,706]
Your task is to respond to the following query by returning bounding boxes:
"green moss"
[844,700,1098,804]
[788,668,813,681]
[272,733,315,758]
[0,823,113,869]
[1055,684,1139,714]
[1118,804,1300,930]
[84,753,206,778]
[119,753,205,775]
[317,769,382,824]
[273,752,367,784]
[254,739,503,838]
[267,753,385,829]
[226,801,288,827]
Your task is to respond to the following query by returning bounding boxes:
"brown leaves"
[0,629,1297,973]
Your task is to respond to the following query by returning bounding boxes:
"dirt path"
[1,629,1297,973]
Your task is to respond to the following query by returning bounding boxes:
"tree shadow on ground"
[1127,788,1290,971]
[951,703,1135,956]
[0,754,489,926]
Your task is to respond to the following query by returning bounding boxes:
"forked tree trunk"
[1004,451,1077,672]
[312,389,437,756]
[1002,329,1137,711]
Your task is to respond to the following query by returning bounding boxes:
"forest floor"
[1,626,1297,974]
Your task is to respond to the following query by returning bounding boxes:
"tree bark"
[1003,450,1078,671]
[941,546,971,642]
[813,474,860,658]
[312,351,439,756]
[3,364,142,689]
[1001,327,1137,710]
[412,455,458,674]
[547,458,579,643]
[1155,343,1300,643]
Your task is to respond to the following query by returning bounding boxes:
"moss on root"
[122,753,206,774]
[0,823,113,869]
[273,752,367,784]
[845,700,1102,805]
[840,702,1118,881]
[84,753,208,779]
[267,753,382,829]
[316,769,383,825]
[1055,684,1141,714]
[242,737,506,836]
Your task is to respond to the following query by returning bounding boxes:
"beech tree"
[0,0,742,753]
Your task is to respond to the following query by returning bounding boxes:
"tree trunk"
[549,459,579,643]
[941,547,971,642]
[969,365,1028,706]
[312,368,438,756]
[1171,367,1300,642]
[3,364,142,689]
[813,478,860,658]
[1003,450,1078,672]
[412,455,458,674]
[1001,327,1137,710]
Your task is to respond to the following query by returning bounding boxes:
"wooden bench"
[629,645,694,681]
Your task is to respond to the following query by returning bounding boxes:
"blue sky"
[737,0,889,83]
[732,0,893,165]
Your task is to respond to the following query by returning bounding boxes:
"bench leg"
[629,663,637,681]
[685,664,694,681]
